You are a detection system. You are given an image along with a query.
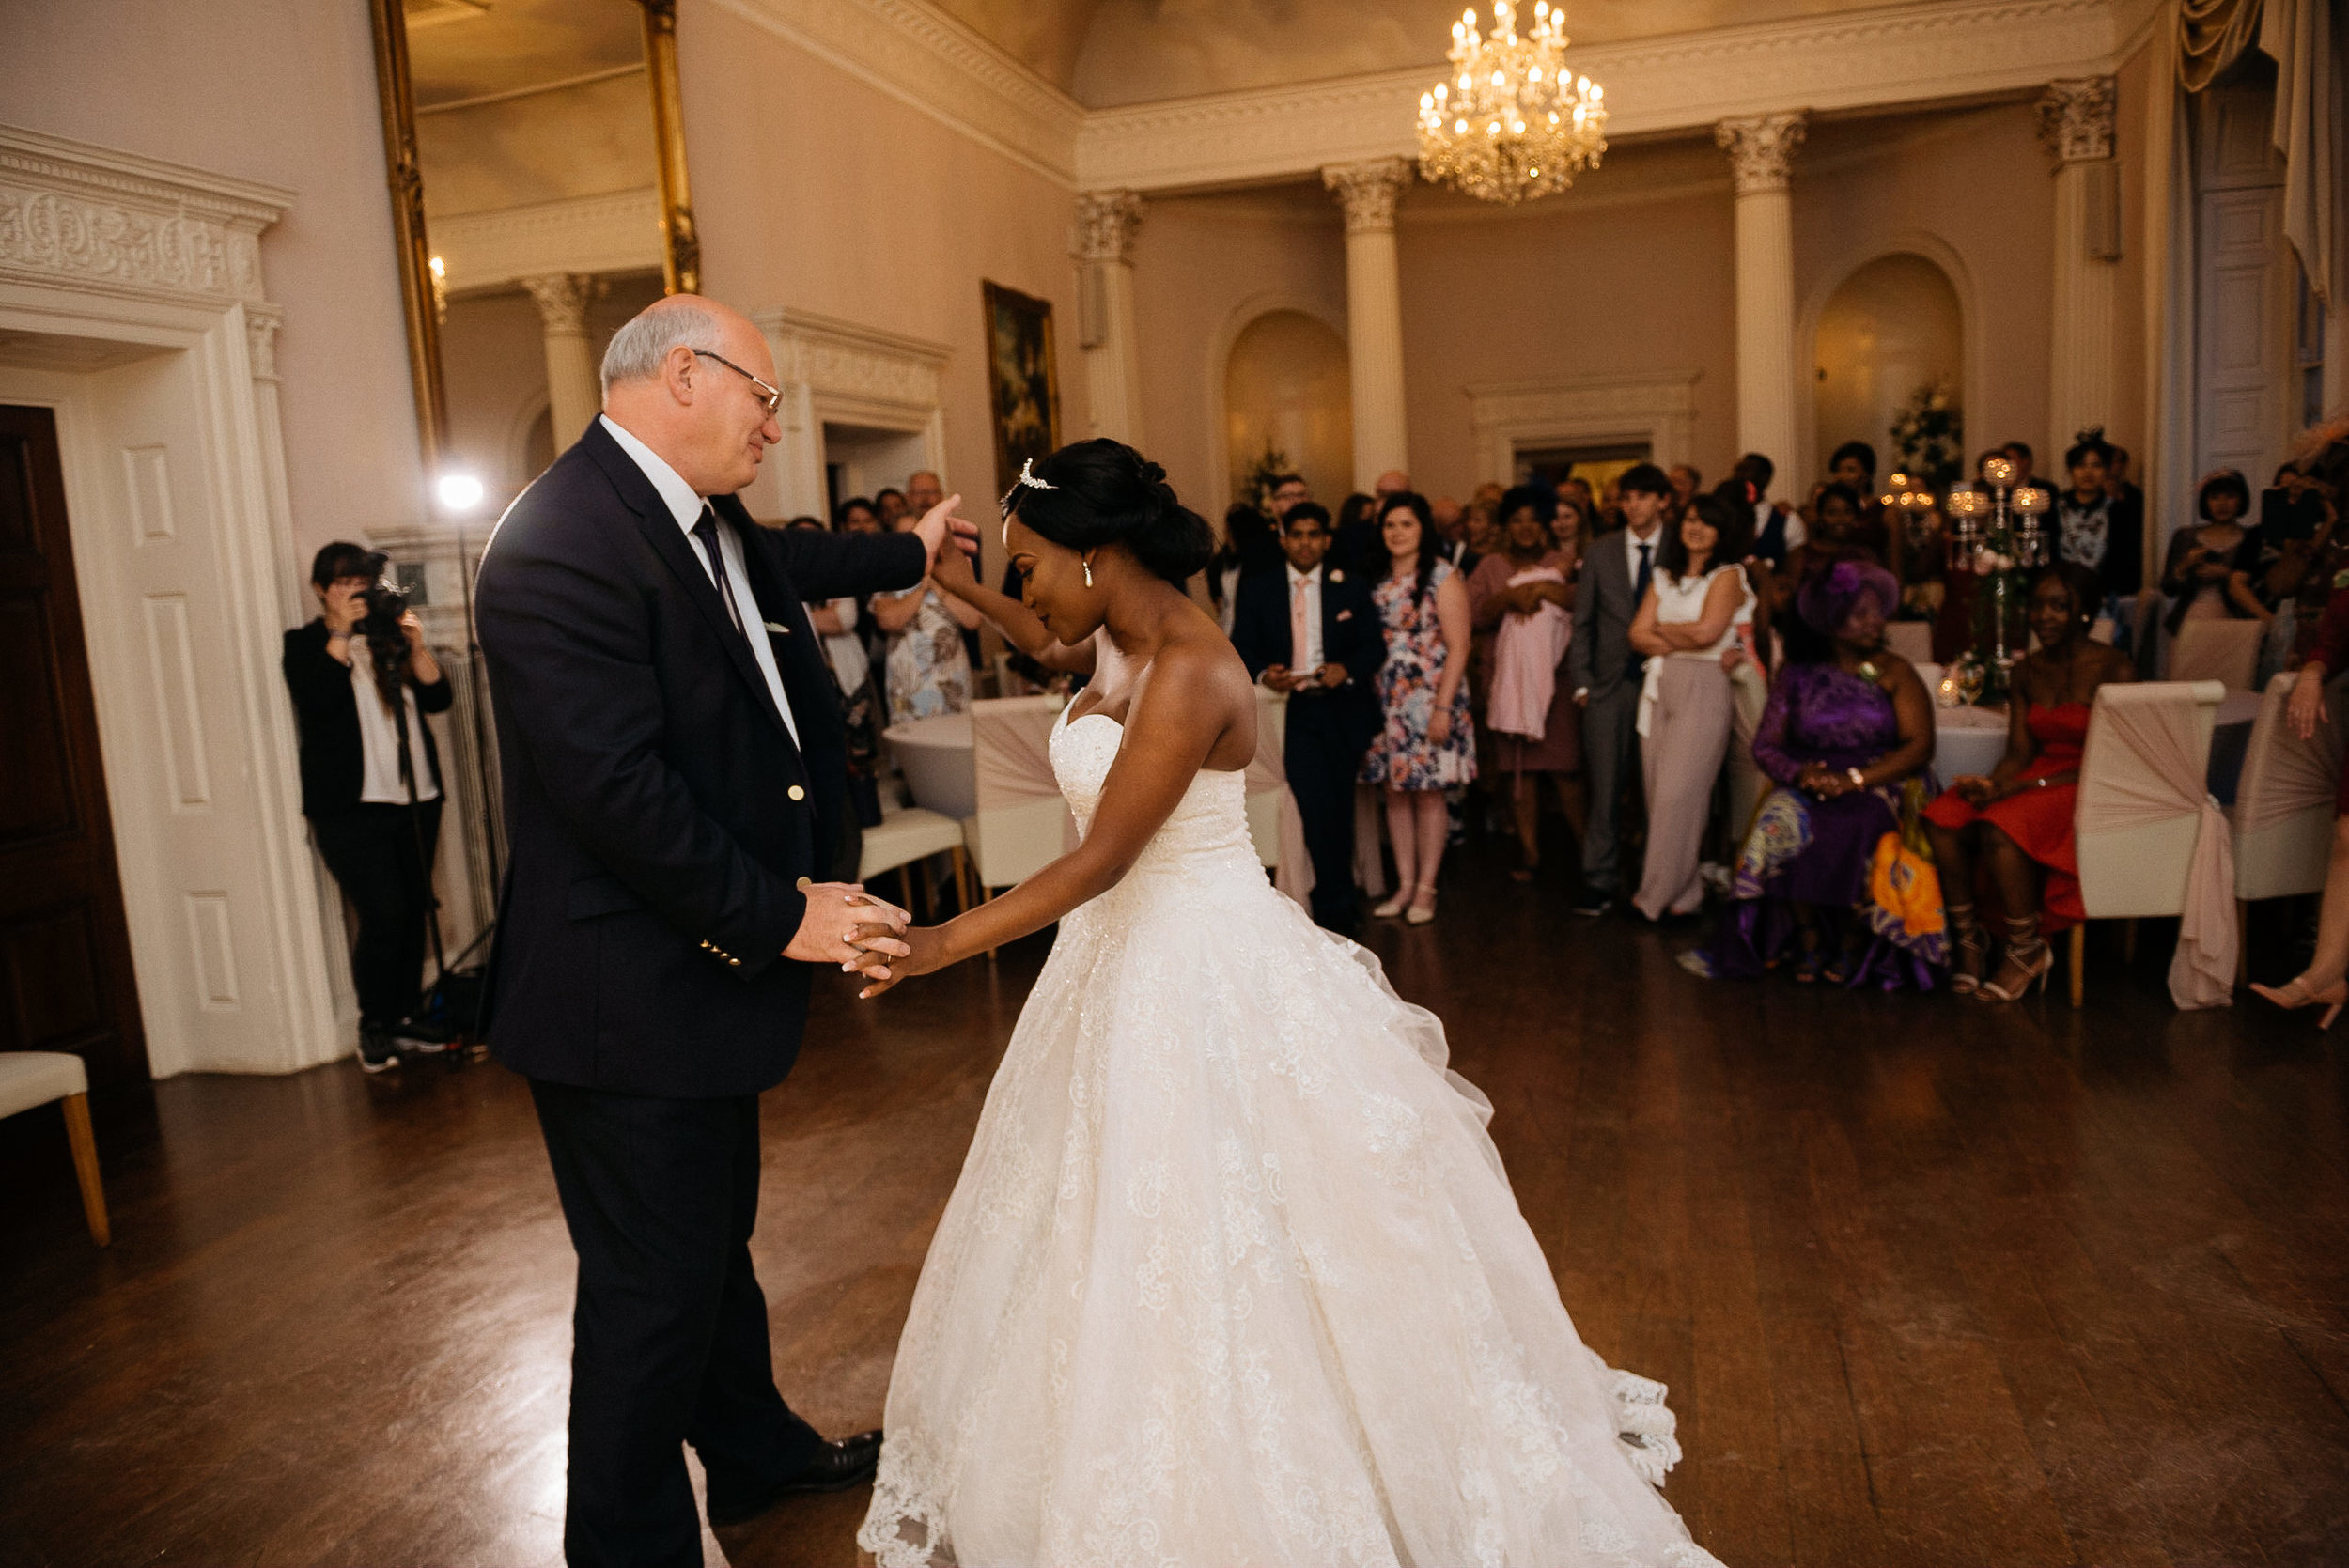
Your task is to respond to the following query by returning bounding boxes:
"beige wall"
[1128,186,1352,520]
[677,0,1084,580]
[2,0,428,569]
[1795,102,2056,485]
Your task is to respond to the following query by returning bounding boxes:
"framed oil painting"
[983,281,1060,499]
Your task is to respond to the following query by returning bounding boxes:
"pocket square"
[763,620,790,634]
[1335,609,1354,622]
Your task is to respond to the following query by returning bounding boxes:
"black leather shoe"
[706,1430,883,1528]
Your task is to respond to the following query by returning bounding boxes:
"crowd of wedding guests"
[790,421,2349,1011]
[1198,422,2346,1008]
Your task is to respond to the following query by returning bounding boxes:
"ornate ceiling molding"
[0,126,289,308]
[430,188,663,293]
[1077,0,2115,193]
[703,0,1083,187]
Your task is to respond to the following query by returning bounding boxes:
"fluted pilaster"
[1074,190,1145,444]
[1715,113,1807,478]
[2039,77,2120,455]
[521,272,600,448]
[1323,158,1413,489]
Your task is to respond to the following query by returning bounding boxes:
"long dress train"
[858,700,1725,1568]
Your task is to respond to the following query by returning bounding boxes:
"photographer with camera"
[283,541,453,1072]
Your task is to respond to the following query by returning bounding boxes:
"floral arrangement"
[1240,441,1292,511]
[1890,381,1963,488]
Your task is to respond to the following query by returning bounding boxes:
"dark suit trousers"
[1284,695,1364,925]
[309,800,442,1025]
[530,1079,824,1568]
[1579,681,1642,893]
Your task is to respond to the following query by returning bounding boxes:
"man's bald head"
[905,470,944,511]
[599,295,781,496]
[1374,469,1410,498]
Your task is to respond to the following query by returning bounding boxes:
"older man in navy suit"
[475,295,975,1568]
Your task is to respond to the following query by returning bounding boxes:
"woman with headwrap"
[1682,558,1941,986]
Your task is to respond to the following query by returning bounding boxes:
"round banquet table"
[881,712,975,821]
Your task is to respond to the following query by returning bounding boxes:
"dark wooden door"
[0,405,148,1085]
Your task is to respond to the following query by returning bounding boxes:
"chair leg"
[2069,924,2086,1009]
[2122,918,2138,964]
[2236,899,2250,988]
[949,846,971,916]
[60,1093,109,1247]
[984,884,1000,961]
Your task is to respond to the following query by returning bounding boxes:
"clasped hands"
[783,882,915,983]
[1797,762,1867,800]
[1258,662,1347,693]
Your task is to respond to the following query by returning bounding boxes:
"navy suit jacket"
[1228,562,1385,749]
[474,419,926,1097]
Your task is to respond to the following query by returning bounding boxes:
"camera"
[350,549,409,630]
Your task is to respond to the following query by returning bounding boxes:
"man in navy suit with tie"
[475,295,975,1567]
[1230,501,1386,930]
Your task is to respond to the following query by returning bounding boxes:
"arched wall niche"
[1804,231,1973,490]
[1812,250,1966,482]
[1218,304,1352,519]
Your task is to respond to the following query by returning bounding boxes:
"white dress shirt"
[1286,561,1326,671]
[350,638,441,805]
[1623,522,1661,587]
[599,414,799,747]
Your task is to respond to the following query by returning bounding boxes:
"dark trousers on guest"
[530,1079,824,1568]
[1579,684,1642,893]
[310,800,443,1025]
[1284,696,1368,927]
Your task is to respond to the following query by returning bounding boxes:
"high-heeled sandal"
[1977,913,2053,1001]
[2249,976,2349,1030]
[1945,901,1987,997]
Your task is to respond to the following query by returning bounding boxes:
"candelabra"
[1942,455,2052,696]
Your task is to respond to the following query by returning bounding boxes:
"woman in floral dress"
[873,508,983,725]
[1361,491,1476,924]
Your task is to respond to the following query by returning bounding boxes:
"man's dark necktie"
[1628,538,1654,676]
[691,505,747,638]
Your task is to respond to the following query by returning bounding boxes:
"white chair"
[1885,620,1933,665]
[2229,671,2349,970]
[2166,617,2263,691]
[1244,687,1315,911]
[857,801,969,922]
[2072,680,2233,1008]
[963,697,1077,953]
[1,1052,109,1245]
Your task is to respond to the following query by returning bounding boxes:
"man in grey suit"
[1565,462,1674,914]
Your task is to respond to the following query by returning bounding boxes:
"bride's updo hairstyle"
[1009,439,1215,586]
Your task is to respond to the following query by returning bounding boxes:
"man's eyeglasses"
[692,349,783,418]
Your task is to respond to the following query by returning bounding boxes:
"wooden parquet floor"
[4,848,2346,1567]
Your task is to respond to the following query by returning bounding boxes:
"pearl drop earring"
[1083,554,1095,589]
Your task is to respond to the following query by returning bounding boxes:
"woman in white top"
[1628,493,1757,921]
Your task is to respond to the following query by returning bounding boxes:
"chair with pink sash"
[2071,679,2234,1008]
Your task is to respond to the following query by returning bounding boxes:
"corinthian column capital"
[1714,113,1808,195]
[1322,158,1412,235]
[1074,191,1144,265]
[521,272,594,336]
[2037,77,2117,164]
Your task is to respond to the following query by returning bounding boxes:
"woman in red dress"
[1922,563,2136,1000]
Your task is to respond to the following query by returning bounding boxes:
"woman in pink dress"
[1469,485,1586,881]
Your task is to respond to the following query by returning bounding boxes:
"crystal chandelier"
[1417,1,1607,205]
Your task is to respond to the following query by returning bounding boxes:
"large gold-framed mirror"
[368,0,697,503]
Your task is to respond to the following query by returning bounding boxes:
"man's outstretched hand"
[784,883,911,981]
[911,495,981,577]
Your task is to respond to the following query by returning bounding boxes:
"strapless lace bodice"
[1049,707,1261,885]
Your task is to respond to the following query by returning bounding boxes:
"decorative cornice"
[1073,190,1143,265]
[1077,0,2114,193]
[1323,159,1411,236]
[0,125,288,308]
[2037,75,2117,163]
[429,188,663,293]
[702,0,1081,187]
[752,304,950,419]
[521,272,594,336]
[1715,113,1808,195]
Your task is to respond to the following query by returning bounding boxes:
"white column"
[1074,190,1146,445]
[521,272,601,448]
[1322,158,1413,490]
[2039,78,2120,456]
[1714,113,1807,480]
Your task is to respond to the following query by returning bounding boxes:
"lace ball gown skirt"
[859,713,1722,1568]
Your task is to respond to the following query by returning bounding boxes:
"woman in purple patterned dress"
[1683,558,1943,986]
[1361,491,1476,924]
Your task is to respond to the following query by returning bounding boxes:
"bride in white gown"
[853,441,1723,1568]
